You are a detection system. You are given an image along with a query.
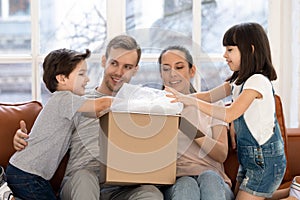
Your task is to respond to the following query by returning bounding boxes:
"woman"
[159,46,234,200]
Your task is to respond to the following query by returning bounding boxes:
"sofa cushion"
[0,101,42,169]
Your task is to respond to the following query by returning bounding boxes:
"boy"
[6,48,113,200]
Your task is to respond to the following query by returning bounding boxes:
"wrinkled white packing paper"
[111,83,183,115]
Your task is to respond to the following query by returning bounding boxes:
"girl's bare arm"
[193,82,231,103]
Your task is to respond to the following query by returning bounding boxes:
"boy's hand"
[102,96,114,109]
[95,96,114,118]
[13,120,29,151]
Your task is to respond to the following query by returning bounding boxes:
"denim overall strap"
[270,84,284,145]
[233,81,284,163]
[233,80,287,197]
[233,82,259,147]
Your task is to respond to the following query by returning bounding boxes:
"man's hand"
[13,120,29,151]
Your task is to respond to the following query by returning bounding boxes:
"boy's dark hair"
[223,22,277,85]
[158,45,197,93]
[43,48,91,93]
[105,35,141,66]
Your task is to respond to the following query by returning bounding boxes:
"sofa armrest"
[286,128,300,177]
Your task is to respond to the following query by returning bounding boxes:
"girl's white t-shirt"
[231,74,275,145]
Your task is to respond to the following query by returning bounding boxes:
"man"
[13,35,163,200]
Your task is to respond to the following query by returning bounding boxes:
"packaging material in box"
[99,111,179,185]
[110,83,183,115]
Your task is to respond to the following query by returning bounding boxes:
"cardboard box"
[99,112,178,185]
[178,117,205,139]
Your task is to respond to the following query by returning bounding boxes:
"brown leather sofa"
[1,97,299,197]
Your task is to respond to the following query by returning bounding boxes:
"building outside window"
[9,0,30,16]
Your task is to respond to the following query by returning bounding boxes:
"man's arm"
[13,120,29,151]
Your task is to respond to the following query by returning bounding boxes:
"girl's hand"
[165,86,198,107]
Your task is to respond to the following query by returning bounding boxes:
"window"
[39,0,107,102]
[9,0,30,17]
[39,0,106,54]
[200,0,268,54]
[126,0,267,90]
[0,0,299,127]
[0,0,31,53]
[0,0,107,103]
[0,0,30,20]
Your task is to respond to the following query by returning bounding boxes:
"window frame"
[109,0,298,127]
[0,0,298,127]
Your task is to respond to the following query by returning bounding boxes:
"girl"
[159,46,234,200]
[6,48,113,200]
[166,23,287,200]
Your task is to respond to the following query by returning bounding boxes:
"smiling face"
[57,60,90,96]
[160,50,195,94]
[99,48,139,95]
[223,45,241,72]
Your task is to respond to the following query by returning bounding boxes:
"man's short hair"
[105,35,141,66]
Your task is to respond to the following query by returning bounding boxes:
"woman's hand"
[229,123,237,149]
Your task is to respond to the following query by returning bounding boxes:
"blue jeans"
[163,170,234,200]
[101,185,163,200]
[6,164,57,200]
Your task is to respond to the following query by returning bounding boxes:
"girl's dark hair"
[43,48,91,93]
[223,22,277,85]
[158,45,197,93]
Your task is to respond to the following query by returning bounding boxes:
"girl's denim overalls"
[233,83,286,198]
